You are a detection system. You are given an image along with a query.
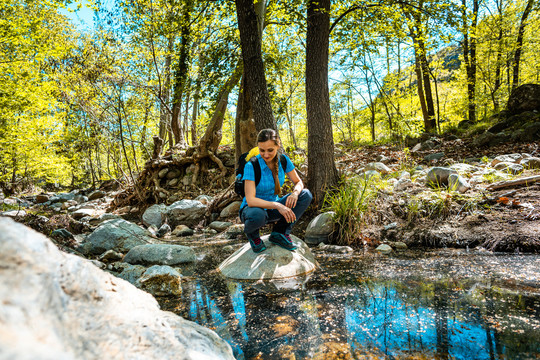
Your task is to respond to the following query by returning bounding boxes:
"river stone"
[88,213,122,226]
[1,210,26,217]
[98,249,124,263]
[166,169,181,180]
[88,190,106,201]
[168,178,179,187]
[124,244,196,266]
[521,157,540,169]
[317,243,353,254]
[209,221,233,232]
[171,225,194,237]
[376,244,393,254]
[51,228,73,240]
[136,265,183,296]
[494,162,524,174]
[225,224,244,239]
[218,234,317,280]
[491,154,523,167]
[0,218,234,360]
[158,168,169,178]
[84,218,154,255]
[72,208,100,220]
[113,263,147,285]
[143,203,168,228]
[220,201,242,219]
[448,174,470,193]
[157,223,171,238]
[424,152,445,161]
[168,199,207,227]
[305,211,335,245]
[194,194,213,205]
[426,167,458,187]
[365,162,391,174]
[36,194,49,203]
[449,163,479,175]
[394,178,413,192]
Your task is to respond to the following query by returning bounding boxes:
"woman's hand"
[285,193,298,209]
[276,202,296,223]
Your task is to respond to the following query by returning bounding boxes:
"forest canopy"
[0,0,538,196]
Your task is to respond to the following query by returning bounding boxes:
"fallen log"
[486,175,540,191]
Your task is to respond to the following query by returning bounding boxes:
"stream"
[160,243,540,359]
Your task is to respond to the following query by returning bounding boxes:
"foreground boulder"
[0,217,234,360]
[507,83,540,113]
[218,234,317,281]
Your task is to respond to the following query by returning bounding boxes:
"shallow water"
[162,246,540,359]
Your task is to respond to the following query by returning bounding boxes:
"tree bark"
[462,0,478,122]
[171,0,193,147]
[306,0,339,207]
[235,0,277,132]
[511,0,534,90]
[159,37,173,142]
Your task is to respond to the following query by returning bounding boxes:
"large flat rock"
[218,234,318,280]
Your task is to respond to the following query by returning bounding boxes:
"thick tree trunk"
[235,75,257,161]
[417,39,436,131]
[511,0,534,90]
[462,0,478,122]
[159,37,173,141]
[306,0,339,207]
[235,0,276,132]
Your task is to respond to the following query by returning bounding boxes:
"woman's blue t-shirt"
[240,154,295,209]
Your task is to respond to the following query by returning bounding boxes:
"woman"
[240,129,313,253]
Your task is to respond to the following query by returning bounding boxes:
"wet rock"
[520,157,540,169]
[168,199,206,227]
[136,265,182,297]
[424,152,445,161]
[218,235,317,280]
[209,221,233,232]
[83,219,154,255]
[124,244,196,266]
[317,243,353,254]
[142,204,168,228]
[365,162,391,174]
[507,83,540,113]
[375,244,392,254]
[426,167,458,187]
[448,174,470,193]
[0,217,235,360]
[171,225,194,237]
[157,224,171,238]
[305,211,335,245]
[220,201,241,219]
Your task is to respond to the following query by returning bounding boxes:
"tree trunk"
[417,39,436,131]
[511,0,534,90]
[171,0,193,147]
[306,0,339,207]
[462,0,478,122]
[235,74,257,161]
[159,37,173,141]
[235,0,277,132]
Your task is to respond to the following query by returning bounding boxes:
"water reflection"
[167,255,540,359]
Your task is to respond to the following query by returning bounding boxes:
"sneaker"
[249,237,266,253]
[269,232,297,251]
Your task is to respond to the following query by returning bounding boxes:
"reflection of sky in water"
[184,277,539,359]
[344,285,499,359]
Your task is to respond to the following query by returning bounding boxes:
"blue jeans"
[240,189,313,240]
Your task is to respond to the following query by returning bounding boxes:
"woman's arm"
[245,180,296,222]
[285,169,304,209]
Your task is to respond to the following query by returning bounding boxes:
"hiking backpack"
[234,153,287,198]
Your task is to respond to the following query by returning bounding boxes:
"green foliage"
[322,175,383,246]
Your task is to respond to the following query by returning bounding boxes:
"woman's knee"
[299,189,313,203]
[242,207,267,227]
